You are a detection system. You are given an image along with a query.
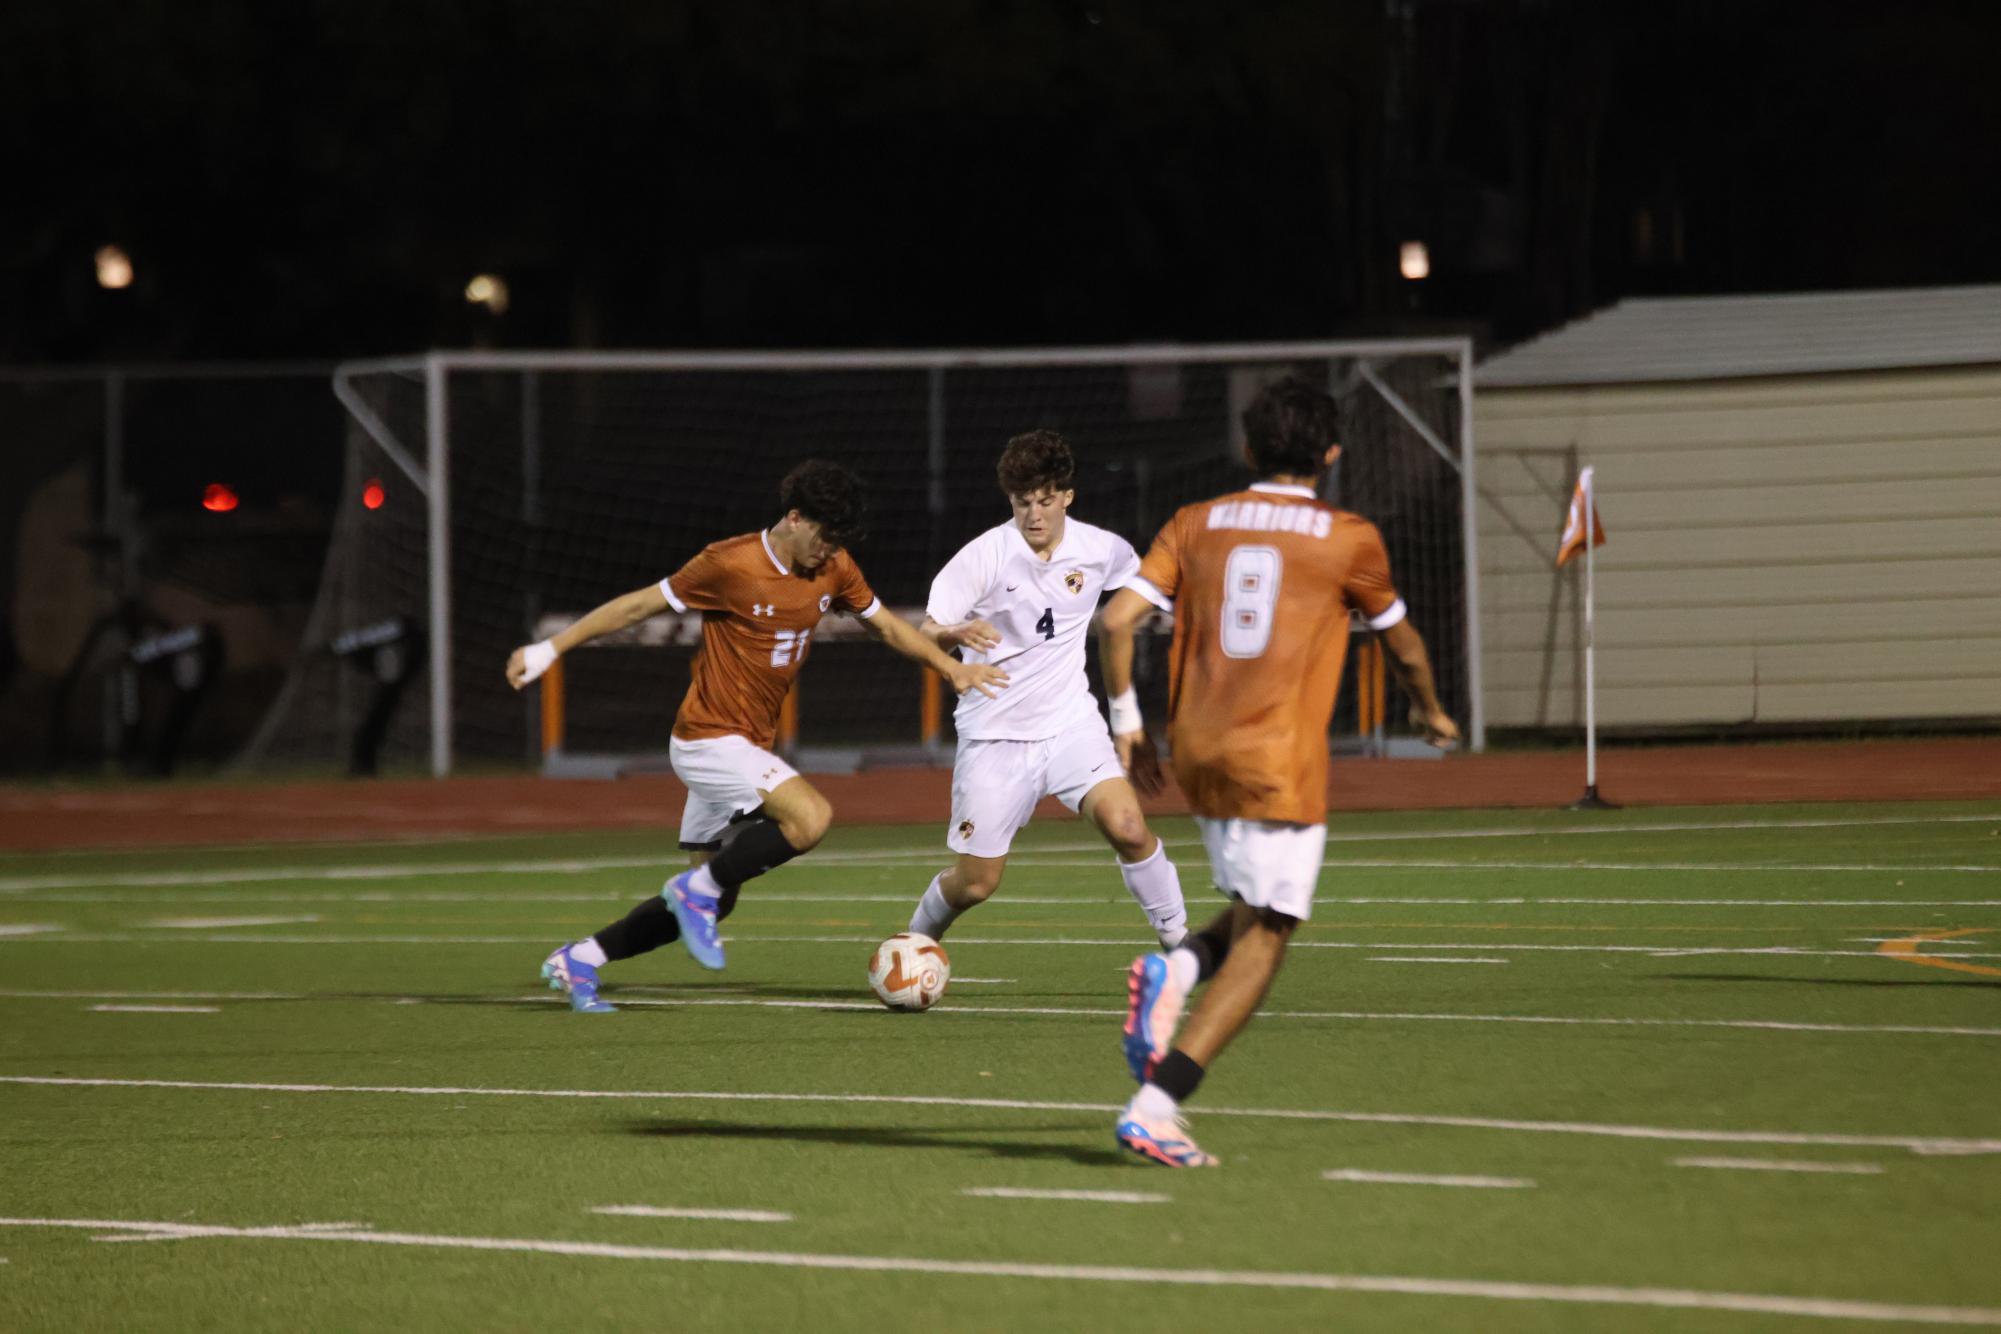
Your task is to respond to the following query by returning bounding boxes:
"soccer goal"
[237,341,1482,777]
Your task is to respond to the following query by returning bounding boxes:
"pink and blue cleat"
[662,870,726,970]
[1115,1109,1219,1168]
[1122,953,1185,1082]
[541,944,614,1014]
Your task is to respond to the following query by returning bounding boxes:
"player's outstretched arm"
[918,615,1002,653]
[1378,619,1461,749]
[862,608,1008,698]
[505,584,670,690]
[1095,588,1165,794]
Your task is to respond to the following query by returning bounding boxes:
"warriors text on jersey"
[660,530,880,749]
[1128,482,1407,824]
[926,517,1141,740]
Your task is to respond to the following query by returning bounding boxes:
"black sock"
[1152,1049,1206,1103]
[592,895,680,962]
[1185,920,1233,983]
[706,817,805,893]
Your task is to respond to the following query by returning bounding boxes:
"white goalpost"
[240,340,1483,778]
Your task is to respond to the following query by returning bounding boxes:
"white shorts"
[947,726,1123,859]
[1195,817,1327,921]
[669,735,800,849]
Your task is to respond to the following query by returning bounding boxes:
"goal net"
[237,343,1479,777]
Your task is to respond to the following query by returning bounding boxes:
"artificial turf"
[2,800,1999,1332]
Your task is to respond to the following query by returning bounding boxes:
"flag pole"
[1571,465,1619,810]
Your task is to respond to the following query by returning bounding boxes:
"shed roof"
[1476,285,2001,388]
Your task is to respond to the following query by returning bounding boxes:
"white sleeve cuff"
[520,639,558,684]
[1127,577,1173,613]
[856,597,882,619]
[1367,597,1408,631]
[658,579,687,613]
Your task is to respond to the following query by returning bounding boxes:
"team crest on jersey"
[956,818,976,840]
[819,595,831,612]
[1064,570,1085,595]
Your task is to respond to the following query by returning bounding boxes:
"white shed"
[1473,286,2001,731]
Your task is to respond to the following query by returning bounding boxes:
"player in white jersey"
[906,431,1188,949]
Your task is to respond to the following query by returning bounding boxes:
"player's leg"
[661,738,819,969]
[1117,818,1323,1167]
[908,739,1038,939]
[1075,773,1187,949]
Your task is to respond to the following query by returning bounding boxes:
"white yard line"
[5,1075,1997,1156]
[8,987,1994,1039]
[1322,1170,1534,1189]
[592,1205,791,1223]
[961,1187,1168,1204]
[1367,957,1510,965]
[2,810,1993,892]
[146,915,322,929]
[1,1216,1995,1324]
[89,1004,219,1014]
[0,924,61,936]
[1673,1157,1885,1175]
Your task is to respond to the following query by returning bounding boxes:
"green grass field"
[4,800,2000,1331]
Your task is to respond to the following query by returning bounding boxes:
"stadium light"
[96,245,134,290]
[201,483,239,513]
[1399,241,1430,281]
[362,477,386,510]
[465,273,510,315]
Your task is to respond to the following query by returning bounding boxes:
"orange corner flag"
[1555,466,1607,568]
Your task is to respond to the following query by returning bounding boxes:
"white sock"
[1166,946,1199,994]
[1130,1083,1179,1121]
[1118,840,1188,949]
[689,863,722,901]
[908,873,963,940]
[570,938,609,967]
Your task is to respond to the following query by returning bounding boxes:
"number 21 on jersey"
[1221,545,1280,658]
[771,629,811,667]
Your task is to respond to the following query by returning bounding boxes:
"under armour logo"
[752,603,775,617]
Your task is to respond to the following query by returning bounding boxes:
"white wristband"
[520,639,558,684]
[1107,687,1143,736]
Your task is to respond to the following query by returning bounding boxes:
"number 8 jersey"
[1127,482,1407,825]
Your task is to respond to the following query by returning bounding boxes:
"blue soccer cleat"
[662,870,726,970]
[541,944,615,1014]
[1116,1109,1219,1168]
[1122,953,1185,1083]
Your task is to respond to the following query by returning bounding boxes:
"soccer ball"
[868,932,951,1011]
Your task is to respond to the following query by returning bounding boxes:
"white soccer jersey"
[926,517,1142,741]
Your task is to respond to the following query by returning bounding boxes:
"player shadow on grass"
[622,1118,1128,1166]
[1662,972,2001,989]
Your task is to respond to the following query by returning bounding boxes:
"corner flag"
[1556,466,1606,567]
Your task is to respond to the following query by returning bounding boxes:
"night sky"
[5,0,1999,363]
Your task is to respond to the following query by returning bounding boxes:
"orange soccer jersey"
[1132,482,1406,825]
[661,531,879,749]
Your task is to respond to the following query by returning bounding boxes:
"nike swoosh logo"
[1091,761,1110,772]
[1005,584,1020,591]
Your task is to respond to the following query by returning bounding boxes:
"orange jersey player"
[506,460,1007,1012]
[1093,377,1460,1166]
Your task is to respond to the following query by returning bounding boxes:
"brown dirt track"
[1,737,1996,853]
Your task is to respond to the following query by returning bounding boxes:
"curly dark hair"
[778,459,870,546]
[1242,377,1339,480]
[995,429,1076,497]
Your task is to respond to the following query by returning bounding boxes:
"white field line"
[1673,1157,1885,1176]
[0,924,61,935]
[146,915,321,929]
[593,1205,791,1223]
[1367,957,1510,965]
[961,1187,1168,1204]
[6,989,1999,1040]
[89,1220,372,1245]
[89,1004,218,1014]
[1322,1170,1534,1189]
[8,932,2001,962]
[1,808,1993,892]
[1,1217,1996,1324]
[6,1075,1999,1157]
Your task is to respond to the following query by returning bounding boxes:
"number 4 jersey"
[926,517,1143,741]
[1127,482,1408,825]
[660,530,881,750]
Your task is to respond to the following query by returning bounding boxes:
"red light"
[201,483,239,513]
[362,477,386,510]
